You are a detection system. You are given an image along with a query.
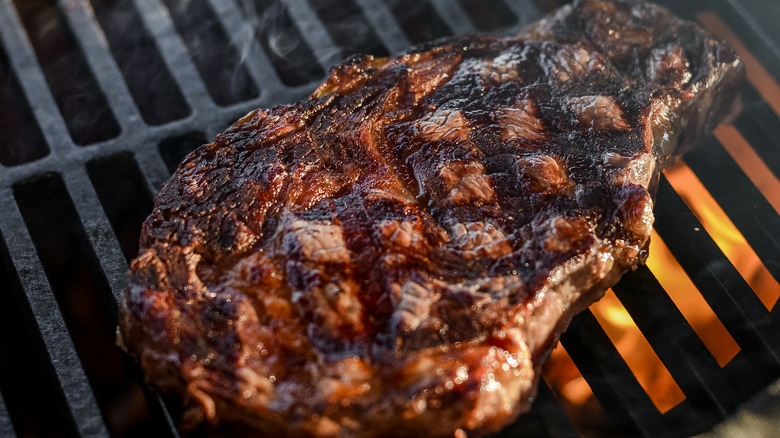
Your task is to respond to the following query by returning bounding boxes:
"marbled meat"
[118,1,744,436]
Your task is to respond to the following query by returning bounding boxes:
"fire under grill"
[0,0,778,436]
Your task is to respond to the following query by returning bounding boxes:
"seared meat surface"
[118,1,744,436]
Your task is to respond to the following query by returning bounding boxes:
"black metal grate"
[0,0,778,437]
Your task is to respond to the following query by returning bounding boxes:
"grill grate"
[0,0,778,437]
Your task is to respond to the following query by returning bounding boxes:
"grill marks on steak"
[118,1,744,436]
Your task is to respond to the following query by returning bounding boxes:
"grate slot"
[0,40,48,167]
[655,177,780,377]
[158,131,209,175]
[11,0,121,146]
[685,136,780,281]
[0,233,77,438]
[13,174,175,438]
[386,0,452,45]
[613,267,737,429]
[87,153,155,263]
[90,0,191,125]
[307,0,390,59]
[456,0,518,30]
[560,310,670,437]
[161,0,260,106]
[236,0,325,87]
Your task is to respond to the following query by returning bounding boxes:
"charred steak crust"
[118,1,743,436]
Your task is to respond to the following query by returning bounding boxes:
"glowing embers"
[647,232,739,367]
[663,162,780,310]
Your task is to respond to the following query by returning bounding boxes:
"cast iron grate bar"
[131,0,215,114]
[236,0,326,86]
[161,0,260,106]
[684,136,780,281]
[0,232,76,438]
[14,174,175,437]
[0,0,778,436]
[0,191,109,437]
[87,153,155,263]
[430,0,477,34]
[655,178,780,375]
[734,84,780,181]
[0,38,48,167]
[613,267,737,429]
[56,0,147,135]
[561,310,670,437]
[0,0,78,161]
[353,0,411,54]
[61,168,131,304]
[306,0,390,60]
[11,0,122,146]
[204,0,289,96]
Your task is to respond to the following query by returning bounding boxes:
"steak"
[118,1,744,436]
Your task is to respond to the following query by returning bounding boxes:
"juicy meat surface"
[118,1,744,436]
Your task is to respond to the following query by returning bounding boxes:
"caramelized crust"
[118,1,743,436]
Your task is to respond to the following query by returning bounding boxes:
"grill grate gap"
[0,39,49,167]
[684,136,780,282]
[158,131,209,175]
[387,0,453,45]
[0,232,78,438]
[90,0,191,126]
[237,0,325,86]
[613,267,733,434]
[307,0,390,59]
[11,0,121,146]
[456,0,518,31]
[87,152,155,263]
[655,177,780,378]
[161,0,259,106]
[561,310,669,437]
[13,174,174,438]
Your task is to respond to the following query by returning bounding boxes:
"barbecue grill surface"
[0,0,779,437]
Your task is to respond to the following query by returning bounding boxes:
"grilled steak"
[118,1,744,436]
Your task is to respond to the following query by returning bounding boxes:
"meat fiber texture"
[118,1,744,436]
